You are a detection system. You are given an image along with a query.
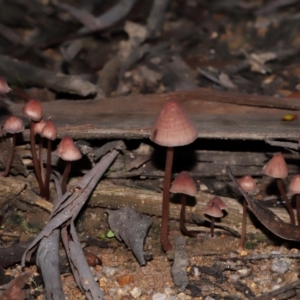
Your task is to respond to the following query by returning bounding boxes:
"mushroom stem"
[61,161,72,194]
[296,194,300,225]
[30,121,45,197]
[39,137,45,185]
[210,217,215,238]
[0,134,16,177]
[238,199,247,251]
[276,178,295,225]
[44,139,52,200]
[161,146,174,252]
[180,194,201,237]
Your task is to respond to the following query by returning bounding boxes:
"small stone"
[239,250,248,256]
[152,293,167,300]
[116,274,135,286]
[237,268,251,277]
[228,274,240,282]
[102,267,119,278]
[229,252,238,258]
[271,259,289,274]
[272,284,281,291]
[164,287,175,296]
[205,296,215,300]
[130,287,142,299]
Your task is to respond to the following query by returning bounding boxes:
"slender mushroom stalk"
[205,197,227,238]
[33,119,47,184]
[40,120,57,200]
[56,136,82,194]
[237,175,257,252]
[0,116,24,177]
[263,152,295,225]
[150,99,198,252]
[205,202,223,238]
[22,99,45,197]
[170,171,198,237]
[289,175,300,225]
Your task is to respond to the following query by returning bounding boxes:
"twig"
[252,279,300,300]
[22,141,125,300]
[0,54,96,97]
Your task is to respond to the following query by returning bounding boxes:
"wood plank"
[4,88,300,141]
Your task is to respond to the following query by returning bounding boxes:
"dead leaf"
[227,166,300,241]
[107,206,153,266]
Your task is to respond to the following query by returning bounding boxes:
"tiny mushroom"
[150,99,198,252]
[289,174,300,225]
[263,152,295,224]
[205,197,226,238]
[0,77,11,94]
[237,175,257,252]
[56,135,82,194]
[0,116,24,177]
[41,120,57,200]
[170,171,198,237]
[22,99,44,197]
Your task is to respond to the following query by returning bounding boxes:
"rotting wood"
[0,176,26,208]
[88,180,291,232]
[4,88,300,141]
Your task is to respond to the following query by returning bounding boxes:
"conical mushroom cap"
[33,119,46,135]
[2,116,24,134]
[170,171,197,196]
[238,175,256,193]
[41,120,57,141]
[263,152,288,179]
[150,99,198,147]
[22,99,42,122]
[56,135,82,161]
[206,196,227,211]
[289,174,300,194]
[205,201,224,218]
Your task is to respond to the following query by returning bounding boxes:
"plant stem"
[238,198,247,251]
[180,194,201,237]
[276,178,295,225]
[61,161,72,194]
[30,122,45,197]
[44,139,52,200]
[0,134,16,177]
[210,217,215,238]
[161,146,173,252]
[39,137,45,185]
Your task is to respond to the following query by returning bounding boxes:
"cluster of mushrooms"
[149,96,300,253]
[1,76,300,254]
[0,77,82,202]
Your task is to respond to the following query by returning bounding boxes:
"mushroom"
[40,120,57,200]
[0,116,24,177]
[237,175,256,252]
[22,99,44,197]
[263,152,295,224]
[150,99,198,251]
[56,135,82,194]
[170,171,198,237]
[289,174,300,225]
[0,77,11,94]
[205,197,226,238]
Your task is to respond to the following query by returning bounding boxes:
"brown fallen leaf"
[226,166,300,241]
